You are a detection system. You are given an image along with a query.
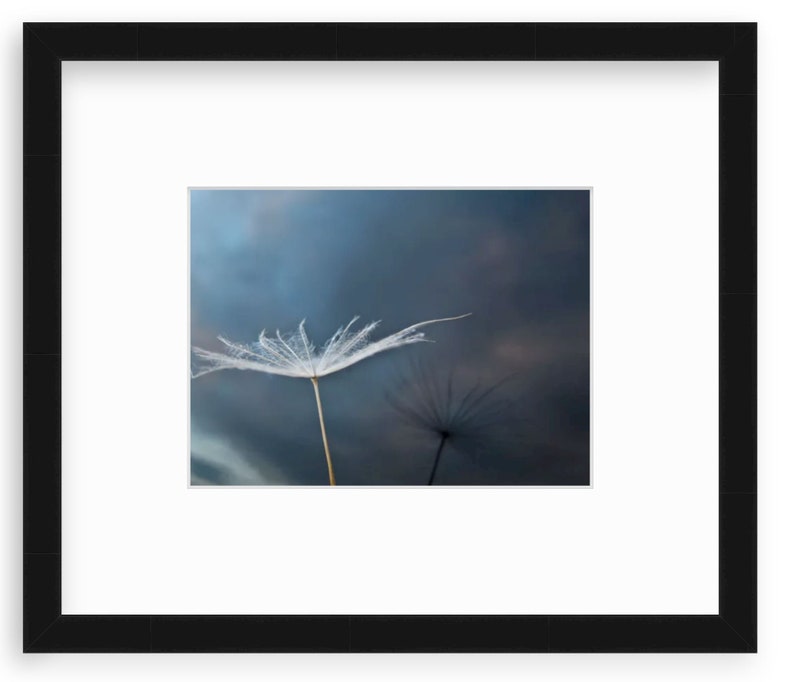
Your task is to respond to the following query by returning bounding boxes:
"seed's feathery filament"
[191,314,471,379]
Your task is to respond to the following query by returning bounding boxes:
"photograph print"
[190,189,590,486]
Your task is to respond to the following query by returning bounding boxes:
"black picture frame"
[23,22,756,653]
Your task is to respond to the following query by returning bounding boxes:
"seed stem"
[428,434,448,485]
[310,376,336,486]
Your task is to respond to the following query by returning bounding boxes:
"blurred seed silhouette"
[386,361,517,485]
[192,314,471,485]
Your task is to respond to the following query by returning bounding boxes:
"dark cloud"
[191,189,590,485]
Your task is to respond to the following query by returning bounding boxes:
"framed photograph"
[189,187,590,488]
[23,22,756,652]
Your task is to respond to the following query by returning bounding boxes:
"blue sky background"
[190,189,590,485]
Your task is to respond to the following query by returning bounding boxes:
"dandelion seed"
[386,362,516,485]
[192,314,471,485]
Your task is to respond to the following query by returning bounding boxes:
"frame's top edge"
[22,22,755,63]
